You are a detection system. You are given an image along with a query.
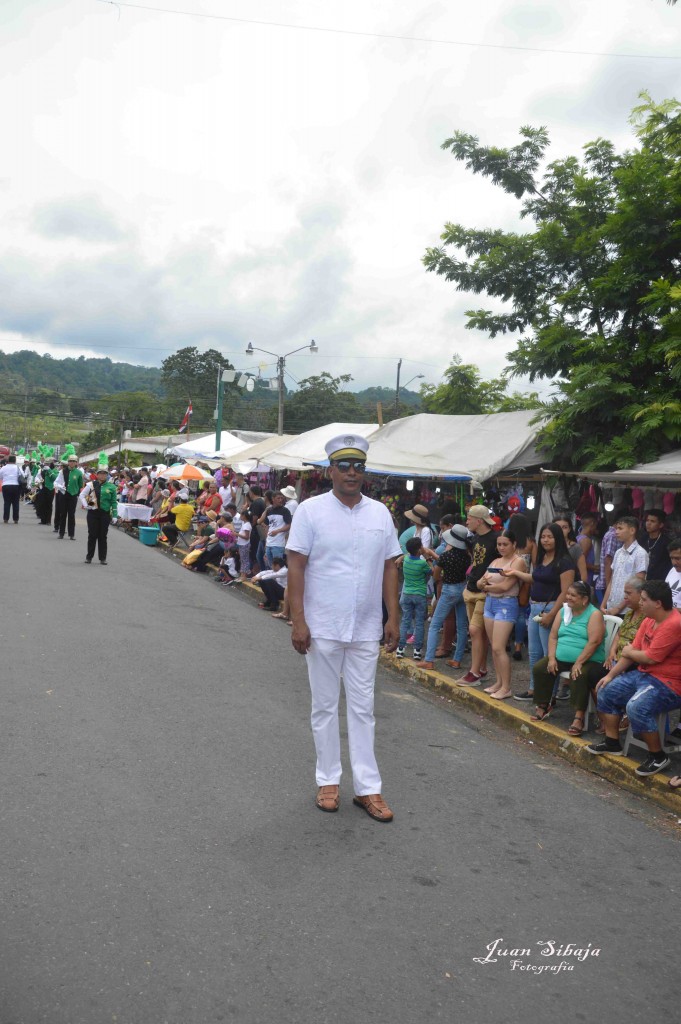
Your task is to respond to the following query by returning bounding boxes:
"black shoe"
[586,740,624,756]
[513,690,535,701]
[84,558,92,564]
[412,649,423,660]
[512,650,522,661]
[58,534,64,539]
[99,560,108,565]
[69,537,75,541]
[555,689,570,701]
[635,753,671,777]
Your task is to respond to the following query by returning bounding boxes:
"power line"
[95,0,681,61]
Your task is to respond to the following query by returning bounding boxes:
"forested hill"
[0,350,164,397]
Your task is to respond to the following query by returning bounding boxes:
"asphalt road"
[1,509,679,1024]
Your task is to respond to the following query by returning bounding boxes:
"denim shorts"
[483,596,520,622]
[597,669,681,734]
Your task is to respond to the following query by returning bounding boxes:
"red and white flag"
[178,402,193,433]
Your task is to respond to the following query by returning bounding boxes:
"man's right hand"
[596,675,612,693]
[291,619,312,655]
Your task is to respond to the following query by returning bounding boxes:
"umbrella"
[158,463,213,481]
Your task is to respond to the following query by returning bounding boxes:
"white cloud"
[0,0,679,395]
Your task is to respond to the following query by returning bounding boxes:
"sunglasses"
[332,460,367,473]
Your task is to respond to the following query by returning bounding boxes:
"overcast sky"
[2,0,679,395]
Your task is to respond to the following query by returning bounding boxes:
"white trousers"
[306,638,382,795]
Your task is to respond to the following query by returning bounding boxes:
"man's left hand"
[383,617,400,652]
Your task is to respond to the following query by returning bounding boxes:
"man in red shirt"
[587,580,681,776]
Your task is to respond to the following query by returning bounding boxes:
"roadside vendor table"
[116,503,153,523]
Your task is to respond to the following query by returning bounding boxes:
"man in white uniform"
[287,434,401,822]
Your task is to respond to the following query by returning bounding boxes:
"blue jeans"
[399,593,428,649]
[597,669,681,734]
[265,544,286,567]
[527,600,555,692]
[514,604,529,645]
[424,582,468,663]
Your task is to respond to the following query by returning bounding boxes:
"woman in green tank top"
[530,582,606,735]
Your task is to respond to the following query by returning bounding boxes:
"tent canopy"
[169,431,268,461]
[363,411,543,480]
[261,423,381,472]
[542,450,681,485]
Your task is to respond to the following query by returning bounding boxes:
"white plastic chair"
[560,614,622,731]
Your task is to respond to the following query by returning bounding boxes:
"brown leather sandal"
[568,716,585,736]
[353,793,394,822]
[315,785,340,812]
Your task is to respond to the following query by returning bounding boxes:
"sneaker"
[513,690,535,701]
[395,646,405,659]
[585,740,624,756]
[457,671,482,685]
[84,558,92,564]
[412,649,423,660]
[555,688,570,701]
[635,753,671,777]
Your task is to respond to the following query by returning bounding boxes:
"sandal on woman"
[568,716,585,736]
[530,704,552,722]
[271,612,288,619]
[668,776,681,790]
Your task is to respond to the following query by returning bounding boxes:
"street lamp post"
[395,366,424,417]
[245,340,318,435]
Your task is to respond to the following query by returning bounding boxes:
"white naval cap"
[324,433,370,461]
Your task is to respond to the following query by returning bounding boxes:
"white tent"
[169,431,262,461]
[364,411,543,480]
[230,434,297,474]
[261,423,381,472]
[612,450,681,483]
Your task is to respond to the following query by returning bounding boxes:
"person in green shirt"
[397,536,432,660]
[80,455,118,564]
[54,455,85,540]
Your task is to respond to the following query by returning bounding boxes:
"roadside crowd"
[3,451,681,784]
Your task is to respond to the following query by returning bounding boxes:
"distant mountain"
[0,350,163,397]
[0,350,423,409]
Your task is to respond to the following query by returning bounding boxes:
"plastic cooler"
[139,525,161,546]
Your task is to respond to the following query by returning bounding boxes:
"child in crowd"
[397,536,432,660]
[252,557,288,611]
[219,546,241,586]
[237,509,254,579]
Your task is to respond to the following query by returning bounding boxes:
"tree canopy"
[420,355,540,415]
[424,94,681,470]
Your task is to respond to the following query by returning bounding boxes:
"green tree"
[420,355,539,415]
[160,346,235,428]
[424,95,681,470]
[282,373,365,431]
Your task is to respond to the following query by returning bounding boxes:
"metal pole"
[395,358,402,416]
[277,356,285,436]
[215,367,223,451]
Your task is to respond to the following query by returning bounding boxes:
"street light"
[395,360,424,416]
[245,340,318,435]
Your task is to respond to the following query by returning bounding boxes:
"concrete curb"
[139,532,681,818]
[382,654,681,817]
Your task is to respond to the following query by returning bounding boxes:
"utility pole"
[277,356,285,436]
[118,415,125,469]
[246,340,318,436]
[215,367,225,451]
[395,358,402,417]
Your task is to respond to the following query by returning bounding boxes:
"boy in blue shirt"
[397,536,432,660]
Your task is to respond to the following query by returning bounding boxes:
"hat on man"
[441,524,469,550]
[280,485,297,500]
[206,509,218,522]
[405,503,430,526]
[96,452,109,475]
[467,504,496,526]
[324,434,370,461]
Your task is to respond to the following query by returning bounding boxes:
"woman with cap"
[414,525,470,671]
[79,454,118,564]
